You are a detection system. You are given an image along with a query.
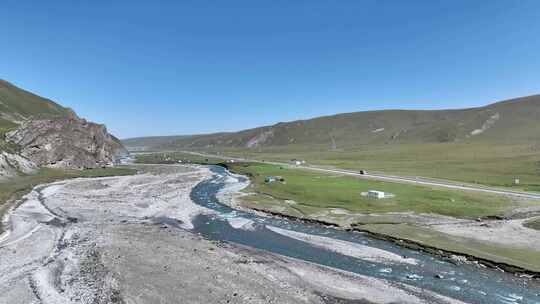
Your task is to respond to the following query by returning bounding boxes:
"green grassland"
[219,143,540,193]
[0,79,72,120]
[133,152,534,219]
[0,79,75,151]
[226,162,523,219]
[227,162,540,272]
[0,167,136,233]
[134,151,224,165]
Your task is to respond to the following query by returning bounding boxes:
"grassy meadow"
[230,161,540,272]
[133,151,535,219]
[219,143,540,192]
[227,162,520,219]
[134,151,224,165]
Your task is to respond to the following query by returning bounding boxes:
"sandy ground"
[429,217,540,251]
[267,226,418,265]
[234,181,540,255]
[276,204,540,256]
[0,164,465,304]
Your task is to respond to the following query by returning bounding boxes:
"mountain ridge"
[0,79,75,126]
[124,94,540,151]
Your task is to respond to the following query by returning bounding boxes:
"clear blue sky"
[2,1,539,139]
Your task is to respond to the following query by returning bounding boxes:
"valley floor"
[218,163,540,274]
[181,143,540,193]
[134,151,540,274]
[0,164,462,304]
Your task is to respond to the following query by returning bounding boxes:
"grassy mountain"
[0,79,75,151]
[122,135,192,151]
[0,80,74,129]
[124,95,540,151]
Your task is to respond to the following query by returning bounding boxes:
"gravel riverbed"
[0,165,468,303]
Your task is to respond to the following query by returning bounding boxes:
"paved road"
[183,151,540,200]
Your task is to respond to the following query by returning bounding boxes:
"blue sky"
[1,1,539,139]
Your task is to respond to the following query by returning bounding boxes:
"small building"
[265,176,276,183]
[265,176,285,183]
[514,178,520,185]
[367,190,386,199]
[290,159,306,166]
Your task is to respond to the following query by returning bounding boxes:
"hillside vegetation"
[0,80,73,128]
[125,95,540,189]
[0,80,74,150]
[125,95,540,150]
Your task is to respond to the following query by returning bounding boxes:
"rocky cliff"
[6,117,127,170]
[0,79,128,179]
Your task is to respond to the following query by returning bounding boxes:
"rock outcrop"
[0,151,37,178]
[6,117,127,169]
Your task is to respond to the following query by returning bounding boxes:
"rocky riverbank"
[217,166,540,279]
[0,164,464,304]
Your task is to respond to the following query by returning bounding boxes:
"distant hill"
[122,135,192,151]
[124,95,540,151]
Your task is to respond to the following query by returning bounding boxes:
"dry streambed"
[0,165,465,304]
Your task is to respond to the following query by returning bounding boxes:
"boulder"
[0,151,37,178]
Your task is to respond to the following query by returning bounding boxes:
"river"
[190,166,540,304]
